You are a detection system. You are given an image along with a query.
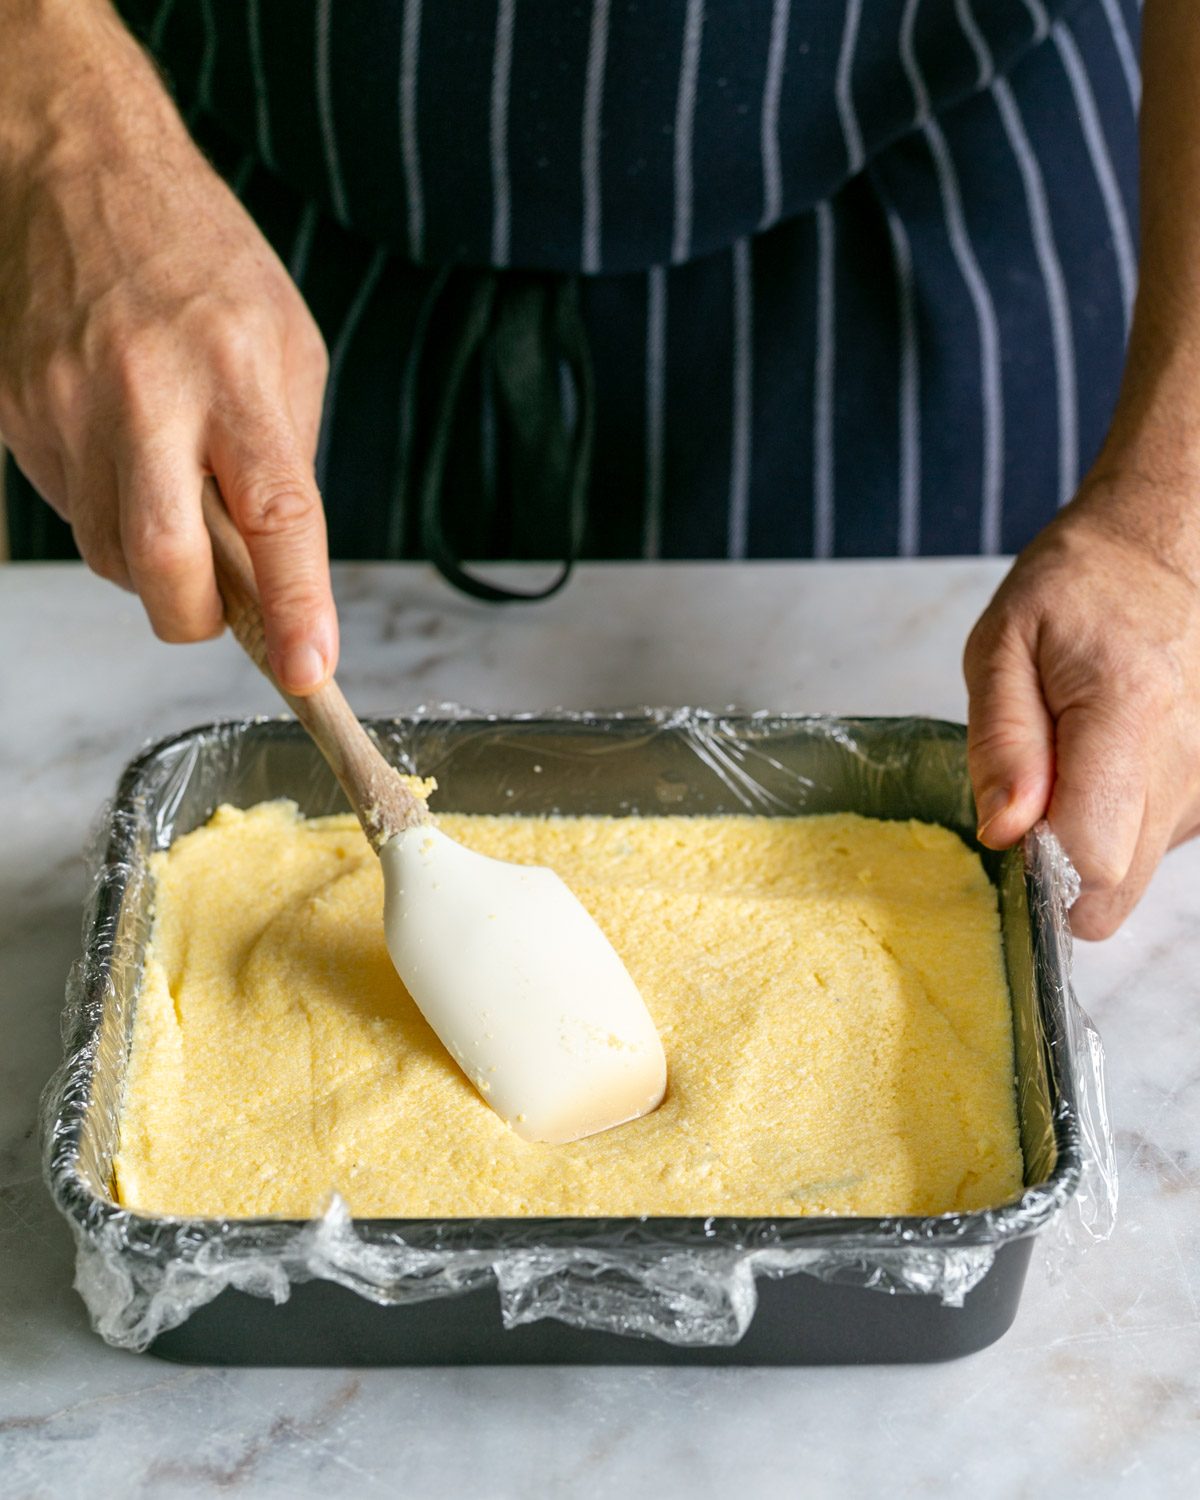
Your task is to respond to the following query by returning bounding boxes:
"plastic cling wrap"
[41,712,1117,1352]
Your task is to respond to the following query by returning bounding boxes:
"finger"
[67,460,133,591]
[1169,814,1200,849]
[1091,786,1200,938]
[287,368,326,467]
[964,623,1055,848]
[284,323,329,465]
[1166,766,1200,850]
[118,439,225,644]
[1071,795,1172,940]
[209,404,338,695]
[1047,699,1147,901]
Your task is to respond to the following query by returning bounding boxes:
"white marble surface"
[1,559,1198,1499]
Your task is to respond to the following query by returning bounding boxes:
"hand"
[964,474,1200,938]
[0,0,336,693]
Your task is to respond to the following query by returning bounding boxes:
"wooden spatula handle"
[201,479,427,847]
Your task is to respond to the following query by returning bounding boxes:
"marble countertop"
[2,559,1197,1499]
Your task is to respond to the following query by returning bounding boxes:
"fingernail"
[281,643,326,693]
[975,785,1011,842]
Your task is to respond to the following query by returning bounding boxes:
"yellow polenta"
[113,801,1023,1219]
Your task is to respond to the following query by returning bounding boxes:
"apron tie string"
[396,267,594,603]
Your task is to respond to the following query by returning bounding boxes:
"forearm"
[0,0,184,209]
[0,0,209,406]
[1096,0,1200,509]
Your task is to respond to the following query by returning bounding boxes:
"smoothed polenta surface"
[114,801,1023,1219]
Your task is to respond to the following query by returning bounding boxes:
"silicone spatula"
[201,481,667,1144]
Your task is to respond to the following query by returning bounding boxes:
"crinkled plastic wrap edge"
[39,708,1116,1352]
[1022,819,1118,1273]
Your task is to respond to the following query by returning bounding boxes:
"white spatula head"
[381,826,668,1144]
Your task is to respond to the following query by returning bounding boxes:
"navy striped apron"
[7,0,1141,581]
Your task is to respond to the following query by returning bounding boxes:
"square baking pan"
[44,714,1083,1364]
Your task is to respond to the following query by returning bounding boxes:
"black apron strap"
[398,268,593,603]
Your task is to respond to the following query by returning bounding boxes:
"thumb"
[964,621,1055,848]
